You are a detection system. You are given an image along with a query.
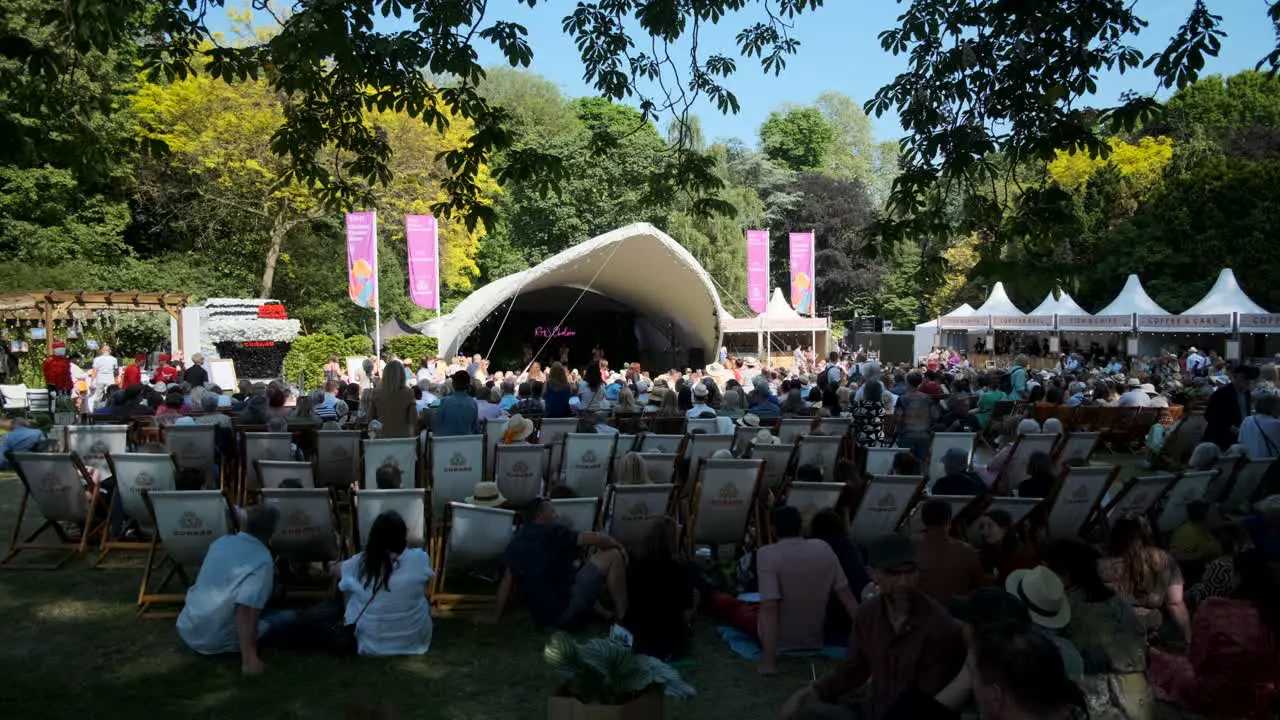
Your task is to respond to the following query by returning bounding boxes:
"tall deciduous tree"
[760,106,835,172]
[814,91,899,202]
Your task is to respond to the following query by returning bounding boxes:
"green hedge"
[282,334,373,390]
[385,335,438,363]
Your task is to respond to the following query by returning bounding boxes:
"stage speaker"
[688,347,706,369]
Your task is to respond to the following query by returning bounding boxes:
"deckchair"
[864,447,901,477]
[904,494,984,534]
[314,429,362,489]
[1204,454,1243,504]
[750,443,797,496]
[816,417,852,438]
[550,496,601,532]
[138,490,233,617]
[354,488,428,552]
[1222,458,1278,514]
[433,502,516,615]
[1156,471,1217,534]
[492,444,548,507]
[256,460,316,490]
[686,417,720,435]
[1042,465,1116,540]
[559,433,617,498]
[926,432,976,486]
[731,424,762,455]
[776,418,811,445]
[1104,474,1178,525]
[539,418,578,473]
[615,434,638,454]
[998,433,1059,492]
[362,437,419,490]
[3,451,103,569]
[164,425,219,489]
[428,434,485,522]
[638,452,679,485]
[848,474,924,546]
[982,496,1043,529]
[66,425,128,478]
[637,433,684,454]
[240,432,292,499]
[784,481,846,534]
[794,435,843,481]
[45,426,68,451]
[686,458,763,553]
[100,452,178,563]
[683,433,734,471]
[262,488,342,597]
[482,418,509,478]
[605,483,677,550]
[1052,432,1100,473]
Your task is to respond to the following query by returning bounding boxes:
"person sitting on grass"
[619,516,697,661]
[495,497,629,629]
[176,504,281,676]
[337,510,434,656]
[914,499,988,606]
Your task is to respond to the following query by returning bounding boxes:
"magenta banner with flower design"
[746,229,769,313]
[789,231,815,316]
[345,211,378,308]
[405,214,439,310]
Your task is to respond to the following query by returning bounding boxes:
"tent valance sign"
[1239,314,1280,334]
[1058,314,1132,331]
[1138,314,1234,333]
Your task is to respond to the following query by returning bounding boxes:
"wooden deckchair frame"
[432,502,516,616]
[1041,464,1118,540]
[262,487,344,600]
[1101,473,1178,530]
[847,474,925,545]
[685,457,764,554]
[99,452,179,564]
[137,490,233,618]
[556,433,618,498]
[3,450,104,569]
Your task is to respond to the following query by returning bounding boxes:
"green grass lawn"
[0,473,820,720]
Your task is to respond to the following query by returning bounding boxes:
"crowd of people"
[7,338,1280,719]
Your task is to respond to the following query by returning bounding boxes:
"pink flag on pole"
[746,229,769,314]
[788,231,815,316]
[405,214,439,310]
[346,211,378,308]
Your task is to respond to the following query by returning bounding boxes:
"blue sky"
[223,1,1277,145]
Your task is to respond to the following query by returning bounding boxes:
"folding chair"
[604,483,677,550]
[686,417,720,434]
[749,443,797,497]
[615,434,638,454]
[241,432,292,499]
[101,452,178,562]
[482,418,509,478]
[164,425,218,489]
[998,433,1058,492]
[904,494,984,534]
[864,447,900,477]
[492,444,548,507]
[817,417,852,438]
[1222,458,1278,514]
[1051,432,1100,473]
[1104,474,1178,525]
[1097,407,1139,452]
[638,452,679,485]
[138,490,233,617]
[256,460,316,490]
[848,474,924,546]
[362,437,419,490]
[551,496,601,532]
[776,418,811,445]
[731,424,761,455]
[262,488,342,598]
[1126,408,1161,453]
[794,434,843,481]
[925,432,976,485]
[1042,465,1116,540]
[66,425,128,478]
[1204,454,1243,504]
[3,451,103,569]
[683,433,733,470]
[650,417,687,436]
[982,497,1043,529]
[314,429,362,489]
[1156,471,1217,534]
[428,434,485,521]
[539,418,578,473]
[637,433,684,454]
[26,388,52,417]
[433,502,516,616]
[783,481,846,533]
[685,457,763,554]
[47,425,69,451]
[558,433,617,498]
[354,488,428,551]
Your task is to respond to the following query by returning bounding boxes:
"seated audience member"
[0,418,45,469]
[967,622,1088,720]
[613,451,651,486]
[434,371,479,437]
[889,450,921,477]
[930,447,987,496]
[712,505,858,675]
[1187,522,1250,606]
[338,510,434,656]
[497,498,628,629]
[915,500,988,605]
[1003,565,1083,681]
[1169,499,1220,566]
[176,505,281,675]
[374,464,403,490]
[1148,549,1280,719]
[1185,441,1221,471]
[936,392,980,433]
[176,467,206,491]
[1014,450,1056,499]
[513,381,544,417]
[809,508,871,643]
[1098,516,1190,642]
[978,419,1041,488]
[1041,540,1153,719]
[1238,392,1280,462]
[620,517,696,661]
[1243,494,1280,561]
[975,509,1037,583]
[500,414,535,445]
[780,534,966,720]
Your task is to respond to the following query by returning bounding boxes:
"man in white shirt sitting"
[176,505,280,675]
[686,382,714,419]
[1116,378,1150,408]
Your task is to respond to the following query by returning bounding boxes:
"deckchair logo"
[577,450,601,470]
[1070,484,1090,502]
[510,461,532,478]
[41,472,69,495]
[283,509,317,536]
[174,510,213,537]
[871,492,897,512]
[446,452,470,472]
[623,503,650,521]
[332,446,350,459]
[713,483,741,506]
[134,472,155,490]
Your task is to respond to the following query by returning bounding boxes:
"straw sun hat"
[466,481,507,508]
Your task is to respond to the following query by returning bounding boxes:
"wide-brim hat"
[1126,377,1142,388]
[466,481,507,508]
[503,414,535,443]
[750,429,778,446]
[735,413,761,428]
[1005,566,1071,630]
[1140,383,1157,395]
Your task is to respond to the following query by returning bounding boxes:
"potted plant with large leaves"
[544,633,695,720]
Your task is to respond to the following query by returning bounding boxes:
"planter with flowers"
[544,633,694,720]
[197,299,302,380]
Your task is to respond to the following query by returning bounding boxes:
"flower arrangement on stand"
[199,299,302,380]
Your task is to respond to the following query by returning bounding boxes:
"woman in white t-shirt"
[338,510,435,656]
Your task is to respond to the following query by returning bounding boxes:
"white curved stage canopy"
[418,223,727,360]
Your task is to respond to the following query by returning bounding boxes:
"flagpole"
[434,217,441,323]
[373,211,381,359]
[809,228,817,355]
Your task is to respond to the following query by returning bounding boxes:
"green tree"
[814,91,899,202]
[760,106,835,172]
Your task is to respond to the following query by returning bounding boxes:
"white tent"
[1183,268,1267,315]
[975,282,1055,331]
[914,303,987,361]
[1054,292,1090,317]
[973,282,1024,316]
[1029,292,1060,316]
[764,287,802,319]
[1093,274,1163,333]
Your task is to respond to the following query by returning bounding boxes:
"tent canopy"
[764,287,801,319]
[1054,292,1090,316]
[1182,268,1267,315]
[973,282,1024,316]
[1029,292,1059,316]
[945,303,977,317]
[1097,274,1168,316]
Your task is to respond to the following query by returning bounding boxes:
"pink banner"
[746,229,769,313]
[406,214,439,310]
[345,211,378,308]
[789,231,815,316]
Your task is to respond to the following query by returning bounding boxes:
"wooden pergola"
[0,291,191,352]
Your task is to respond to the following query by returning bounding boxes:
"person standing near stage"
[42,341,73,394]
[89,344,118,410]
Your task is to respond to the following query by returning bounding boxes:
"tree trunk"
[260,214,289,298]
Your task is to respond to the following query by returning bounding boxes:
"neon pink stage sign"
[535,326,577,339]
